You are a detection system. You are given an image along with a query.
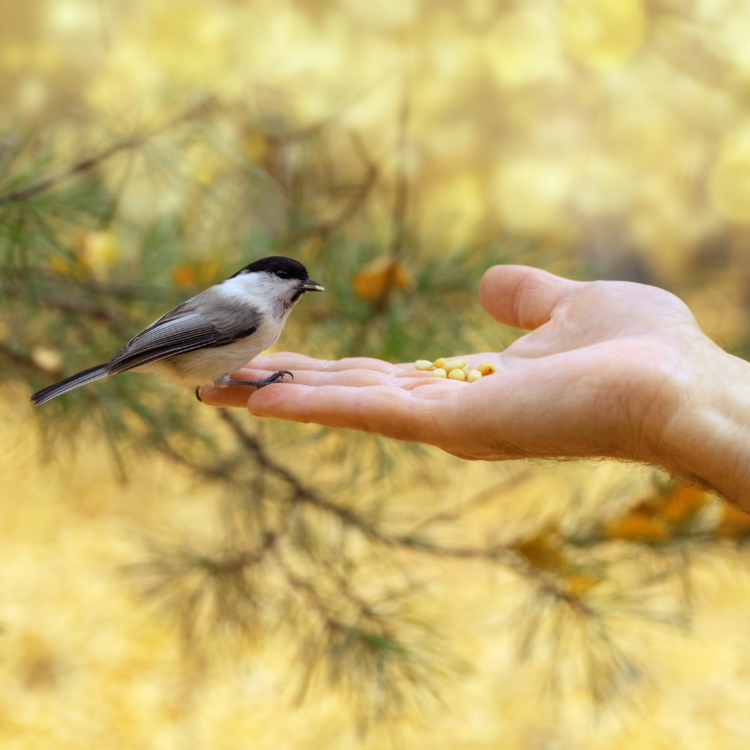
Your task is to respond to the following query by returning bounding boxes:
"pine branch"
[291,163,378,240]
[159,411,518,565]
[217,409,517,561]
[3,279,118,325]
[409,471,533,533]
[0,97,215,208]
[373,95,409,315]
[349,97,411,357]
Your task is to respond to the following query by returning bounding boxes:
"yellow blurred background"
[4,1,750,747]
[5,0,750,340]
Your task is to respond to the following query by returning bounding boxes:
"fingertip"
[199,385,252,408]
[197,386,215,404]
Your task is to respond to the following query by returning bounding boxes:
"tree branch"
[216,410,516,561]
[0,97,215,208]
[291,164,378,241]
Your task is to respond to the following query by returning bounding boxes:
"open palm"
[200,265,716,465]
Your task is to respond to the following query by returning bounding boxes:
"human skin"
[200,265,750,511]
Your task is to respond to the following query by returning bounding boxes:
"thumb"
[479,265,581,331]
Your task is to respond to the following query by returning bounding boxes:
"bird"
[30,255,324,406]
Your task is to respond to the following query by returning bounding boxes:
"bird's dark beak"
[302,278,325,292]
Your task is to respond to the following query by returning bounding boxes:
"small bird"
[30,256,324,406]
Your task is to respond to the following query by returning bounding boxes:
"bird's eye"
[277,270,289,279]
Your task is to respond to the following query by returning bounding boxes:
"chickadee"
[30,256,324,406]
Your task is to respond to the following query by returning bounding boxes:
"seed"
[416,358,493,383]
[444,359,466,373]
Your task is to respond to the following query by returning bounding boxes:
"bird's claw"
[219,370,294,389]
[253,369,293,389]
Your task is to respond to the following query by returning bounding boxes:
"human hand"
[200,265,750,506]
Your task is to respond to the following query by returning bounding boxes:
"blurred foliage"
[0,94,533,726]
[3,0,750,747]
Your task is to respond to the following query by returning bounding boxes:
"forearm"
[654,346,750,511]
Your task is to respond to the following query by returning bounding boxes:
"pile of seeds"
[413,358,496,382]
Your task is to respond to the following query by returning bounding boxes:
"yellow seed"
[448,368,466,381]
[477,362,496,375]
[414,360,433,371]
[432,357,447,369]
[462,365,471,375]
[444,359,466,373]
[467,369,482,382]
[432,368,447,378]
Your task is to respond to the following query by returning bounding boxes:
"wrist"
[653,345,750,509]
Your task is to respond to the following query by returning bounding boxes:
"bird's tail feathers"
[30,364,109,406]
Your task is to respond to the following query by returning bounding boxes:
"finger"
[239,358,505,387]
[479,265,582,331]
[247,382,459,446]
[197,354,463,408]
[250,352,501,376]
[242,367,434,387]
[198,365,454,407]
[199,386,253,408]
[250,352,406,374]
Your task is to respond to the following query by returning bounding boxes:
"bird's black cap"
[230,256,309,281]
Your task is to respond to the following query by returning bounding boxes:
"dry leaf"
[352,255,413,302]
[172,264,197,288]
[661,485,709,524]
[566,574,601,597]
[601,509,670,542]
[715,504,750,539]
[513,533,567,573]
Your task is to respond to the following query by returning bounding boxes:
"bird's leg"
[214,370,294,389]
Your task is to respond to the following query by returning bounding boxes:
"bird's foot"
[215,370,293,389]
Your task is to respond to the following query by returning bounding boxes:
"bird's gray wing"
[107,296,259,374]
